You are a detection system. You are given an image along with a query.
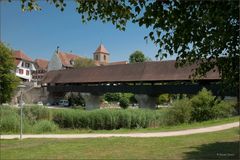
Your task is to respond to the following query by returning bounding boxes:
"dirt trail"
[1,122,239,139]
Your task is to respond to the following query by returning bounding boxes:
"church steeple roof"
[94,44,109,55]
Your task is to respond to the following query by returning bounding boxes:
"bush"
[213,101,236,118]
[129,109,147,128]
[122,93,137,104]
[104,93,137,104]
[157,94,170,105]
[190,88,216,122]
[104,93,121,102]
[52,109,90,129]
[23,106,52,123]
[119,97,129,109]
[33,120,58,133]
[68,94,85,107]
[0,108,20,132]
[163,99,192,125]
[0,106,32,133]
[52,109,164,130]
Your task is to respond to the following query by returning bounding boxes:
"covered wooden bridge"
[42,61,232,109]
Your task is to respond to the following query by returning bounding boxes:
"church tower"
[93,43,109,65]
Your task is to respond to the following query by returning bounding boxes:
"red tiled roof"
[14,59,21,66]
[13,50,33,65]
[35,59,49,69]
[57,51,81,67]
[94,44,109,55]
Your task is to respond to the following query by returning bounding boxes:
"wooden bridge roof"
[42,61,220,84]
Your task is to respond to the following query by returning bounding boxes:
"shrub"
[52,108,164,130]
[33,120,58,133]
[129,109,146,128]
[163,99,193,125]
[190,88,216,122]
[104,93,121,102]
[23,106,52,123]
[157,94,170,105]
[213,101,236,118]
[117,110,132,128]
[52,109,75,128]
[119,97,129,109]
[52,109,90,129]
[122,93,137,104]
[104,93,137,104]
[0,108,20,132]
[0,106,31,133]
[68,94,85,107]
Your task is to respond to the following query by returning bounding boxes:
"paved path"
[1,122,239,139]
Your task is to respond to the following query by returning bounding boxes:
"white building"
[13,50,36,82]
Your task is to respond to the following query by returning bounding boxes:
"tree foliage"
[16,0,240,89]
[73,57,96,68]
[190,88,216,122]
[157,94,170,105]
[104,93,121,102]
[0,43,20,103]
[129,50,148,63]
[119,96,129,109]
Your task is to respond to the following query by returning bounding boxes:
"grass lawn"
[1,128,239,160]
[48,116,240,134]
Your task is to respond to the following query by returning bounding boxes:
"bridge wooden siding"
[42,61,234,96]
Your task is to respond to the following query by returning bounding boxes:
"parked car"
[59,100,69,107]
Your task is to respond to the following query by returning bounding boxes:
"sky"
[1,0,172,62]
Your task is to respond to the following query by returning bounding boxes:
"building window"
[25,63,30,68]
[19,69,24,74]
[104,55,106,61]
[95,54,98,60]
[21,62,24,67]
[26,70,29,75]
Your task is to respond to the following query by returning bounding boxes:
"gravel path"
[1,122,239,139]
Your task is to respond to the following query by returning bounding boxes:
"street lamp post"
[18,82,26,140]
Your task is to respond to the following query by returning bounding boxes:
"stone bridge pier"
[80,93,102,110]
[135,94,157,109]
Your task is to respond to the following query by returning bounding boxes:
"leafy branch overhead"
[18,0,239,89]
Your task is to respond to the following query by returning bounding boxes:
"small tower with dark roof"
[93,43,109,65]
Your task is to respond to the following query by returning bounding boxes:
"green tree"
[0,43,20,104]
[157,94,170,105]
[74,57,96,68]
[119,96,129,109]
[17,0,239,90]
[129,51,147,63]
[190,88,216,122]
[104,93,121,102]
